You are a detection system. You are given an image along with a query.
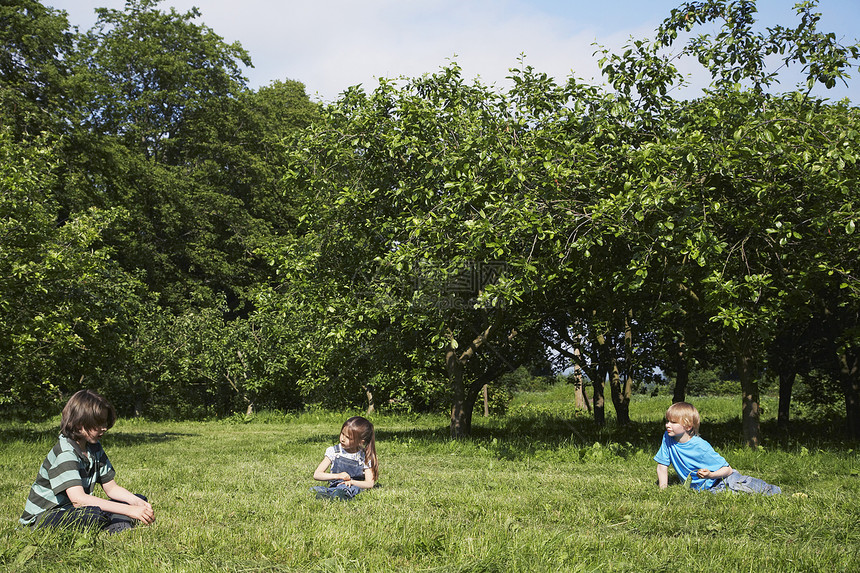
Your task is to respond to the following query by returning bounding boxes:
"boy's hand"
[130,497,153,510]
[128,504,155,525]
[696,469,712,478]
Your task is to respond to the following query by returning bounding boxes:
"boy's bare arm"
[696,465,733,479]
[102,480,151,508]
[66,484,155,524]
[656,464,669,489]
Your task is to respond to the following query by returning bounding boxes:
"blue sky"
[48,0,859,104]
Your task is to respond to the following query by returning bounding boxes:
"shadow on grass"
[101,432,191,446]
[375,426,450,443]
[374,413,856,460]
[0,426,61,443]
[0,426,191,446]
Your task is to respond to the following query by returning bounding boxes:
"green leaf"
[13,546,38,568]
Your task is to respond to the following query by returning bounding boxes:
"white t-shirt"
[324,444,370,470]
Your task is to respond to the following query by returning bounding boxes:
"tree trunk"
[572,357,590,412]
[482,384,489,417]
[838,346,860,440]
[592,377,606,426]
[463,379,487,431]
[777,368,796,429]
[610,310,634,425]
[672,339,689,404]
[733,338,761,448]
[592,331,610,426]
[232,350,254,417]
[448,351,468,438]
[365,386,375,415]
[446,318,500,438]
[608,359,631,425]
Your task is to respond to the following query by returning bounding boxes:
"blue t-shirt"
[653,433,728,490]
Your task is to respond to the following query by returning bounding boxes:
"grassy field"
[1,388,858,572]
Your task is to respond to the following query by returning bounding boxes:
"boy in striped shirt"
[20,389,155,533]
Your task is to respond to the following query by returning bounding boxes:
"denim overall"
[311,449,366,500]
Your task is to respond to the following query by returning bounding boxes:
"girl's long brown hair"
[343,416,378,481]
[60,389,116,440]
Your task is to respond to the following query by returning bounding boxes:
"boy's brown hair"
[60,389,117,440]
[665,402,700,436]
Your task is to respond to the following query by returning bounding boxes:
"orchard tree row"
[2,0,859,444]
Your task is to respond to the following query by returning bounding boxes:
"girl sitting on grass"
[312,416,378,500]
[20,389,155,533]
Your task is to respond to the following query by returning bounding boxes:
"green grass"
[1,392,858,572]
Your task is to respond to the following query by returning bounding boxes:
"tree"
[56,0,270,311]
[0,0,72,137]
[588,0,860,446]
[0,130,143,413]
[274,67,575,436]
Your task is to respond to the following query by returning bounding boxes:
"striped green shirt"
[20,434,116,526]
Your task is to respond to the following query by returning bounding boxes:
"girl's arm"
[696,465,733,480]
[343,467,375,490]
[657,463,669,489]
[313,457,351,482]
[65,483,155,524]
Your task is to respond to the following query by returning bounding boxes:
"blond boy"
[655,402,781,494]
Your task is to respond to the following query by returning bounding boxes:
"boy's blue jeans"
[34,494,148,530]
[711,471,781,495]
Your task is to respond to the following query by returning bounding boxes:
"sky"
[47,0,860,104]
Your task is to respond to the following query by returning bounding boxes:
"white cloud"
[48,0,860,103]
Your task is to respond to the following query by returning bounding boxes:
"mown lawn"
[1,390,858,572]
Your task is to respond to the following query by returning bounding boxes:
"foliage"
[0,0,73,136]
[2,0,860,440]
[0,130,143,413]
[55,0,259,310]
[792,369,848,422]
[71,0,251,160]
[685,368,742,396]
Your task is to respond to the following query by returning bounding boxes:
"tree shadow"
[0,426,61,443]
[373,413,856,462]
[101,432,191,446]
[375,426,450,443]
[0,427,191,446]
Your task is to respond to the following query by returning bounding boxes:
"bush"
[792,370,846,422]
[686,368,742,396]
[498,366,551,392]
[485,384,514,416]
